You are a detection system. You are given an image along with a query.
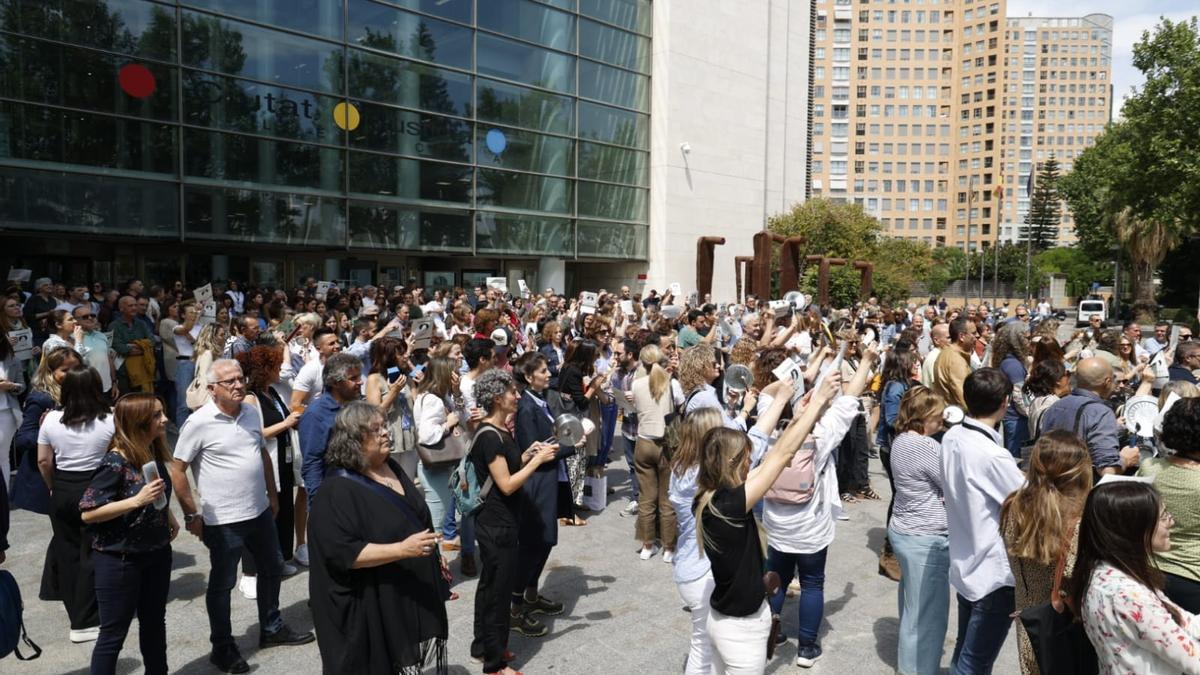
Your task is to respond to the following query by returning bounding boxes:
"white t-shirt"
[173,401,269,526]
[293,359,324,404]
[460,373,477,411]
[37,411,115,472]
[174,323,201,358]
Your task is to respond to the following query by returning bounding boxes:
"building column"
[538,258,565,295]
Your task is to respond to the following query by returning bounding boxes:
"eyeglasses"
[212,377,248,388]
[1017,313,1029,319]
[1181,334,1194,341]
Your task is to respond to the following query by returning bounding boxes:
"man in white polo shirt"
[940,368,1025,675]
[171,359,314,674]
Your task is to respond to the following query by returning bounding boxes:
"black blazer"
[515,390,574,470]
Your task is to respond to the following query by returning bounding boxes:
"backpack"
[0,570,41,661]
[449,426,499,517]
[662,389,703,454]
[765,437,819,505]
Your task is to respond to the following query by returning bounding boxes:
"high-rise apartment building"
[808,0,1111,252]
[999,13,1113,246]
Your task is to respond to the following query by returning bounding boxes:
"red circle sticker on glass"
[118,63,156,99]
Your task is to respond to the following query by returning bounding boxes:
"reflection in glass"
[185,185,346,246]
[579,60,649,111]
[0,167,177,237]
[478,0,575,52]
[475,126,573,177]
[578,142,648,185]
[350,102,472,163]
[346,49,472,117]
[181,11,344,94]
[580,18,650,73]
[0,38,177,120]
[476,33,575,95]
[365,0,472,25]
[476,78,574,136]
[1,101,176,176]
[476,168,572,214]
[578,101,648,149]
[347,0,473,71]
[348,153,471,205]
[579,0,652,35]
[578,181,647,221]
[577,220,647,259]
[349,201,472,251]
[1,0,178,60]
[476,211,573,256]
[182,0,344,40]
[183,71,343,144]
[183,129,345,191]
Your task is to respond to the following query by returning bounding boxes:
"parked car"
[1076,298,1107,327]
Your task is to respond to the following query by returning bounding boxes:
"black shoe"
[210,647,250,674]
[509,606,548,637]
[259,624,316,648]
[461,551,478,578]
[523,594,564,616]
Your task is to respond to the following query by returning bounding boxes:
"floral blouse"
[1082,562,1200,674]
[79,451,173,554]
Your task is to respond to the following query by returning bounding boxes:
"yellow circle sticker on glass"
[333,102,361,131]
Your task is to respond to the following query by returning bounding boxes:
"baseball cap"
[490,328,509,346]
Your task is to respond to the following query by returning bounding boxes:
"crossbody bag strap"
[1050,519,1079,613]
[471,426,502,501]
[1071,400,1100,437]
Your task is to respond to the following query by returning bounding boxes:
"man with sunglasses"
[72,304,117,397]
[1170,342,1200,385]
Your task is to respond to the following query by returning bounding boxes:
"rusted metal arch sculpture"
[750,232,807,299]
[695,236,726,299]
[803,255,876,305]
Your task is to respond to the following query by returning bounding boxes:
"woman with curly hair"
[991,321,1032,458]
[679,343,755,430]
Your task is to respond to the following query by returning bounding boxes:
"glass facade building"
[0,0,650,286]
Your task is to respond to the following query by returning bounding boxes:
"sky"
[1006,0,1197,114]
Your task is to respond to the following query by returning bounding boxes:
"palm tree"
[1105,208,1181,322]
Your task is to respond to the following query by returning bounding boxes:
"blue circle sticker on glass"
[485,128,507,155]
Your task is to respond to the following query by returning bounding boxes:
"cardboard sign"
[619,300,635,316]
[6,268,31,283]
[814,341,848,392]
[517,279,530,297]
[669,282,682,298]
[315,281,333,301]
[525,322,538,338]
[768,299,791,312]
[486,277,508,293]
[9,327,33,361]
[193,283,213,306]
[580,291,598,315]
[772,358,803,385]
[411,317,434,349]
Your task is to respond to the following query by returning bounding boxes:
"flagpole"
[1024,168,1034,304]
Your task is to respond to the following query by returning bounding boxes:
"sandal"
[840,492,859,504]
[856,487,882,500]
[560,517,587,527]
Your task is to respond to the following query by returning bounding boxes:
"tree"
[1024,154,1061,251]
[767,199,880,260]
[1107,208,1181,319]
[1034,247,1112,298]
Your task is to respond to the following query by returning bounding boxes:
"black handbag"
[1017,524,1098,675]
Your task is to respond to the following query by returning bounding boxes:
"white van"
[1076,299,1107,327]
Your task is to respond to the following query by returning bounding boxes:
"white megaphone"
[661,304,683,321]
[784,290,807,310]
[723,364,754,392]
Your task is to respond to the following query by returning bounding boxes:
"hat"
[34,277,52,290]
[490,328,509,346]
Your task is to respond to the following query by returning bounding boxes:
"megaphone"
[724,364,754,392]
[943,405,965,426]
[1123,395,1159,439]
[661,304,683,321]
[554,414,586,447]
[784,290,806,309]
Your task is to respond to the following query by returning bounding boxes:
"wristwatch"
[183,513,200,524]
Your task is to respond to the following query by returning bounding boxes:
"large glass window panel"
[577,181,647,221]
[579,0,651,35]
[476,33,575,95]
[475,126,573,177]
[478,0,575,52]
[475,211,573,256]
[346,49,472,117]
[184,186,345,246]
[0,39,177,121]
[350,102,472,163]
[183,71,342,144]
[577,220,647,259]
[476,77,574,135]
[579,59,648,111]
[348,201,472,251]
[0,167,177,237]
[348,152,471,204]
[183,129,345,191]
[347,0,472,71]
[365,0,472,24]
[579,19,650,73]
[1,0,178,60]
[475,168,571,214]
[578,101,648,149]
[181,0,343,40]
[181,11,343,94]
[0,101,176,177]
[578,142,648,185]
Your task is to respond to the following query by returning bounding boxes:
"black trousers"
[835,413,870,494]
[474,520,519,673]
[1165,572,1200,614]
[46,468,100,629]
[92,546,172,675]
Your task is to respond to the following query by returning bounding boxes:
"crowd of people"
[2,273,1200,675]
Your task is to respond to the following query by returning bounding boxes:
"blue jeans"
[421,463,476,554]
[201,509,284,648]
[591,401,618,467]
[619,435,639,501]
[1002,417,1028,459]
[766,546,828,646]
[951,586,1014,675]
[889,529,950,675]
[175,358,194,427]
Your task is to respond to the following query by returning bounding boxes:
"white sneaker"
[281,562,299,577]
[239,575,258,600]
[639,545,657,560]
[621,501,638,517]
[294,544,310,566]
[69,626,100,643]
[663,550,675,564]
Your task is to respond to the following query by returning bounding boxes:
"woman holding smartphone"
[366,337,418,480]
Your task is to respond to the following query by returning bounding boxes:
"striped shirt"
[889,431,948,536]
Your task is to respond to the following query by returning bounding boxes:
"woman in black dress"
[308,400,449,675]
[469,369,559,674]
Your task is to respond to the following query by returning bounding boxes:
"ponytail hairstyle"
[671,407,724,477]
[638,343,670,402]
[1001,429,1093,565]
[110,393,171,468]
[692,427,755,558]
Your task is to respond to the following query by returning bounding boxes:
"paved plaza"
[5,457,1016,675]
